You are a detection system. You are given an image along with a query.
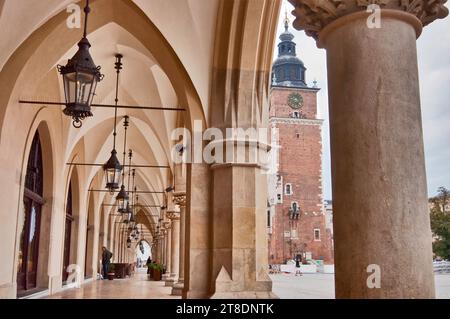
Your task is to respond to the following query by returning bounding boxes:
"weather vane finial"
[284,8,290,31]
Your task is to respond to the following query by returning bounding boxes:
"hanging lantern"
[57,0,103,128]
[103,59,126,194]
[103,150,122,194]
[129,212,135,224]
[116,185,129,213]
[127,237,132,248]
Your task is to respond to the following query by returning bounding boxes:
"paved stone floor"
[44,270,450,299]
[271,273,450,299]
[45,269,180,299]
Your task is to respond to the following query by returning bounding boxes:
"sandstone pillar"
[162,228,167,268]
[172,193,187,295]
[209,141,275,299]
[183,163,211,299]
[155,237,161,264]
[290,0,449,298]
[166,211,180,287]
[163,222,172,281]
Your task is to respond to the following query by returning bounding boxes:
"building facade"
[0,0,446,299]
[268,19,333,265]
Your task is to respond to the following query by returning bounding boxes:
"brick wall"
[268,87,334,265]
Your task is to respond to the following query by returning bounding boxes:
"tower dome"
[272,14,307,88]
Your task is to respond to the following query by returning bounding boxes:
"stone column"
[162,222,172,280]
[182,163,212,299]
[163,234,167,263]
[208,140,275,299]
[290,0,448,298]
[155,236,161,264]
[172,193,186,295]
[166,211,180,287]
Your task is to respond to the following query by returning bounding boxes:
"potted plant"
[107,264,115,280]
[149,263,163,281]
[147,262,153,280]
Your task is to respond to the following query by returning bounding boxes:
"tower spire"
[284,9,289,31]
[272,8,307,88]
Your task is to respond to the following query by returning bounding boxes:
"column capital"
[167,211,181,220]
[289,0,448,40]
[173,192,187,208]
[162,221,172,230]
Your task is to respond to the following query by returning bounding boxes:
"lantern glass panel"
[105,167,120,188]
[117,197,127,212]
[63,72,77,104]
[76,72,95,104]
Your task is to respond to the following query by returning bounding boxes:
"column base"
[171,281,184,296]
[0,282,16,299]
[162,274,171,280]
[165,276,177,287]
[211,291,279,299]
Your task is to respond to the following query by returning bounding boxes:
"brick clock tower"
[268,17,333,265]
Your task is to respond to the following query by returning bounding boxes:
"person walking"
[101,247,113,280]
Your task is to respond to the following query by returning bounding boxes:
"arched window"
[17,132,44,293]
[314,228,321,241]
[63,183,74,283]
[285,183,292,195]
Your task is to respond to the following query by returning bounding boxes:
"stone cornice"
[289,0,449,39]
[270,117,324,126]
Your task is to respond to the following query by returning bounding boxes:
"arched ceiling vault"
[0,0,214,124]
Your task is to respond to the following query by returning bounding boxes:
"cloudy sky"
[276,1,450,200]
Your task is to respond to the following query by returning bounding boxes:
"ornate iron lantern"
[57,0,103,128]
[116,185,129,213]
[127,237,132,248]
[129,212,135,224]
[103,57,127,193]
[103,150,121,194]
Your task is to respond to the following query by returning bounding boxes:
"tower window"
[292,111,300,119]
[285,183,292,195]
[314,228,321,241]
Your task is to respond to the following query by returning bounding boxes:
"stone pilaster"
[288,0,448,298]
[172,192,187,296]
[166,211,180,287]
[162,221,172,281]
[208,139,276,299]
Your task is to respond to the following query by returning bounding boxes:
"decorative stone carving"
[166,211,181,220]
[162,221,171,230]
[173,192,186,207]
[288,0,449,39]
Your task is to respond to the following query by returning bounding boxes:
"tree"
[430,187,450,260]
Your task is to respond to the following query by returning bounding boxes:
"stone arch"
[61,164,81,284]
[14,119,55,296]
[0,0,205,144]
[84,191,96,279]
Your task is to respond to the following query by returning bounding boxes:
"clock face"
[288,92,303,109]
